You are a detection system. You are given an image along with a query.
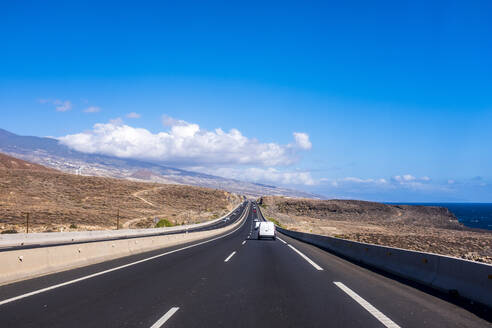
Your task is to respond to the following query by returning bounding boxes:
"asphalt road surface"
[0,201,489,327]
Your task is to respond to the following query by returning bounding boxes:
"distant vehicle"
[254,221,260,229]
[223,217,230,222]
[258,221,275,240]
[253,209,256,213]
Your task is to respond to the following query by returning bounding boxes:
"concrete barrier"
[276,226,492,308]
[0,205,249,286]
[0,202,246,249]
[433,255,492,307]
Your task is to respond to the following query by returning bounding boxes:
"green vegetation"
[1,229,18,234]
[334,234,348,239]
[69,223,78,229]
[155,219,174,228]
[266,217,284,228]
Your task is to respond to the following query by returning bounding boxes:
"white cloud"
[126,112,141,119]
[162,115,188,126]
[53,99,72,112]
[321,175,463,199]
[328,177,388,186]
[402,174,416,181]
[293,132,312,150]
[58,116,312,167]
[343,177,374,183]
[324,175,440,190]
[38,98,72,112]
[246,168,315,186]
[195,167,316,186]
[108,117,124,125]
[84,106,101,113]
[392,174,431,184]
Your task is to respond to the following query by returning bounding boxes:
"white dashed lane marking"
[224,251,236,262]
[287,244,323,271]
[334,282,400,328]
[150,307,179,328]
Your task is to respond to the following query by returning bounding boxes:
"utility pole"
[26,212,29,234]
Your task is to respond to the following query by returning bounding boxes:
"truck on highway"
[258,221,276,240]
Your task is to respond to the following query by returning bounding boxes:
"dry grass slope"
[0,152,55,171]
[0,153,241,233]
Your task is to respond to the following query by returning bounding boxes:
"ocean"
[389,203,492,231]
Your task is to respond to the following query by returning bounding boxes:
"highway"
[0,201,489,327]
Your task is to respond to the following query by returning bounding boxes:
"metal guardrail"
[0,201,248,250]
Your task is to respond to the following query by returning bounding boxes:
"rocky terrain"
[0,153,242,233]
[259,196,492,264]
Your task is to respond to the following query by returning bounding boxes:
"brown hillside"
[263,197,463,229]
[0,152,54,171]
[0,155,241,233]
[259,196,492,263]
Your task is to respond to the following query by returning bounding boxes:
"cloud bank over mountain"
[58,117,312,185]
[57,116,487,198]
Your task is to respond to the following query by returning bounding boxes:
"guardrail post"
[26,212,30,234]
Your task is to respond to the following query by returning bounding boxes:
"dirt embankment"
[0,153,242,233]
[259,196,492,264]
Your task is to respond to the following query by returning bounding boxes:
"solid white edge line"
[277,237,287,244]
[334,282,400,328]
[150,307,180,328]
[224,251,236,262]
[287,244,323,270]
[0,207,249,307]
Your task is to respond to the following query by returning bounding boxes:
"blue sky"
[1,1,491,201]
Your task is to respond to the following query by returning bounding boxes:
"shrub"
[69,224,78,229]
[1,229,18,234]
[155,219,174,228]
[334,234,348,239]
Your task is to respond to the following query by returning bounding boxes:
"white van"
[254,221,260,229]
[258,221,276,240]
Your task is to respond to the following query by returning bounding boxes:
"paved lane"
[0,201,489,327]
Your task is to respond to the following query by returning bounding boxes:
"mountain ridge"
[0,128,320,198]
